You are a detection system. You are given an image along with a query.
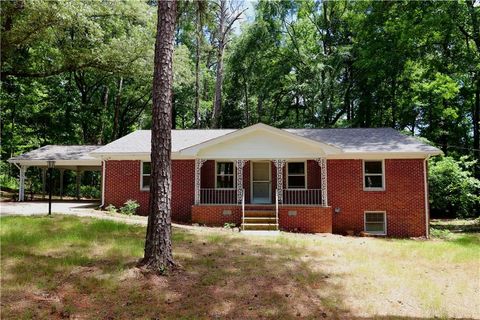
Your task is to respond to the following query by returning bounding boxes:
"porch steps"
[242,210,278,232]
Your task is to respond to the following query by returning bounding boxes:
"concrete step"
[242,223,278,231]
[244,210,275,218]
[244,205,275,211]
[241,230,280,236]
[244,217,277,223]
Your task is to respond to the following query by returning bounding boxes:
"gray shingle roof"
[285,128,440,153]
[91,129,236,154]
[91,127,440,155]
[9,145,101,161]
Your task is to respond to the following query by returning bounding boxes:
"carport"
[7,145,102,202]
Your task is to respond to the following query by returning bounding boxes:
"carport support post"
[18,165,27,201]
[76,168,81,200]
[59,169,64,200]
[41,168,47,199]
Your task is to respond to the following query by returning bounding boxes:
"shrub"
[105,204,117,214]
[430,228,453,240]
[65,185,100,199]
[223,222,236,229]
[429,156,480,218]
[120,200,140,215]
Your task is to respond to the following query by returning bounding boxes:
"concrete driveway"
[0,201,100,216]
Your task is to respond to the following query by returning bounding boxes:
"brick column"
[273,160,286,204]
[315,157,328,206]
[235,160,247,203]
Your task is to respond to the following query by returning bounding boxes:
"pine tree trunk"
[140,0,177,273]
[112,77,123,140]
[211,0,226,128]
[194,1,201,128]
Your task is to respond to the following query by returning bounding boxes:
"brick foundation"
[191,205,242,226]
[279,206,332,233]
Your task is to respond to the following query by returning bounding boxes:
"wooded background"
[1,0,479,216]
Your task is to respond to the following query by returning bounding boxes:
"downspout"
[100,159,106,209]
[424,156,430,239]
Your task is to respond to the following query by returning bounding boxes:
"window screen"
[365,212,386,234]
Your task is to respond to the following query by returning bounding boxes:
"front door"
[251,161,271,203]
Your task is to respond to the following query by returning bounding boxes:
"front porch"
[192,158,331,232]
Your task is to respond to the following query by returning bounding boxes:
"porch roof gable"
[178,123,342,158]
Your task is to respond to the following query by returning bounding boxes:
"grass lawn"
[1,216,479,319]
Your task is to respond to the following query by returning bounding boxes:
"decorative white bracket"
[315,157,328,207]
[235,160,247,203]
[273,159,286,204]
[194,159,207,205]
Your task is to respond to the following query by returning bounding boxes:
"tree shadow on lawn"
[0,216,473,319]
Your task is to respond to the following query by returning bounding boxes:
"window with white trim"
[364,160,384,190]
[216,161,235,189]
[364,212,386,235]
[141,162,151,190]
[287,162,306,189]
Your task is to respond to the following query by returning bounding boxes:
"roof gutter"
[100,159,106,209]
[424,155,431,239]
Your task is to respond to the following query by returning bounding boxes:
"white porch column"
[59,169,65,199]
[76,167,82,200]
[273,160,286,204]
[315,157,328,206]
[18,165,27,201]
[194,159,207,205]
[235,160,247,203]
[41,168,47,199]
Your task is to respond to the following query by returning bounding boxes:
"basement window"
[364,212,387,235]
[141,161,151,190]
[363,160,384,190]
[216,161,235,189]
[287,162,306,189]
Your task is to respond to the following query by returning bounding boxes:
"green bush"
[65,185,100,199]
[120,200,140,215]
[105,204,117,214]
[223,222,236,229]
[0,161,18,190]
[429,156,480,218]
[430,228,454,240]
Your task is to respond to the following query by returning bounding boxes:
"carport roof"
[8,145,102,168]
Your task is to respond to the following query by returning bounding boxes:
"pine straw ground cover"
[1,216,479,319]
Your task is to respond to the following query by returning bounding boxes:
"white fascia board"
[6,159,102,167]
[89,152,194,161]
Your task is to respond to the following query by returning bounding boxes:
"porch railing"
[200,188,237,204]
[282,189,322,205]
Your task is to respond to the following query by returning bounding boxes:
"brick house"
[89,123,441,237]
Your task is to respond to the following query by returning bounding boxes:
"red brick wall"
[191,205,242,226]
[104,160,194,222]
[279,206,332,233]
[327,159,427,237]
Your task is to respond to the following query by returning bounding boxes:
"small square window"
[365,212,386,235]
